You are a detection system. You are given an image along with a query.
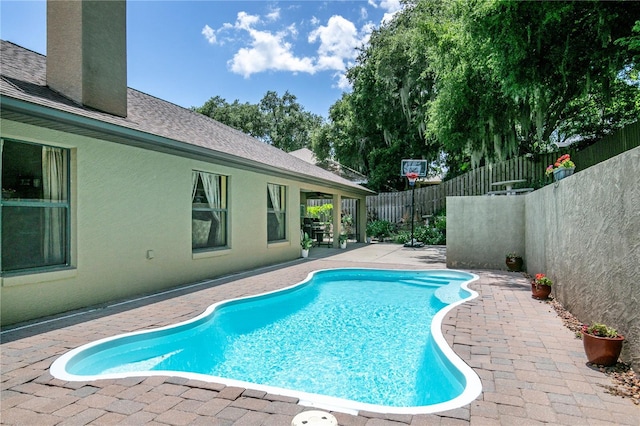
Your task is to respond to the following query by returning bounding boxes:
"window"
[267,183,286,241]
[1,140,70,273]
[192,171,227,250]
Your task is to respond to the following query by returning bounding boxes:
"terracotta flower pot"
[582,331,624,366]
[531,283,551,300]
[506,256,523,271]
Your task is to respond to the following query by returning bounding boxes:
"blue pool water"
[51,269,481,414]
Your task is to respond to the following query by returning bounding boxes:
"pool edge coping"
[49,268,482,416]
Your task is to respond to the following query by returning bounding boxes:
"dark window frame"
[191,171,228,251]
[267,183,287,242]
[1,138,71,274]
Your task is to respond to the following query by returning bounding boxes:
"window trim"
[1,138,71,275]
[267,183,287,243]
[191,170,229,252]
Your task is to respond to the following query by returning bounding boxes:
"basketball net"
[406,172,419,186]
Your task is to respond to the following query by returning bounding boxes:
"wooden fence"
[366,121,639,224]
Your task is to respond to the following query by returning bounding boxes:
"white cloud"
[380,0,402,13]
[380,0,402,24]
[266,8,280,21]
[201,24,216,44]
[227,12,315,78]
[335,72,351,90]
[309,15,360,72]
[207,8,379,85]
[307,15,376,90]
[235,11,260,31]
[286,23,298,38]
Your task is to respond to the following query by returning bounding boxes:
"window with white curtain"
[1,139,70,273]
[192,171,227,250]
[267,183,286,242]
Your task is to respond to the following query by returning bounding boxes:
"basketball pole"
[405,172,418,247]
[411,182,415,246]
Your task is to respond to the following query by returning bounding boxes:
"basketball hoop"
[406,172,419,186]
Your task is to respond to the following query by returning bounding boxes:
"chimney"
[47,0,127,117]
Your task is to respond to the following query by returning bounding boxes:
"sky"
[0,0,402,118]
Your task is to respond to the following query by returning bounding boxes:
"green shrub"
[307,204,333,221]
[367,220,393,240]
[412,226,442,245]
[398,210,446,245]
[393,231,411,244]
[368,211,446,245]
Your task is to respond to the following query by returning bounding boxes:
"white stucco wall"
[0,119,365,325]
[447,196,526,270]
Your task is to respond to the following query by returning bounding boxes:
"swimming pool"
[51,268,481,415]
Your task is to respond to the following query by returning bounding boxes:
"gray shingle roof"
[290,148,368,184]
[0,40,372,195]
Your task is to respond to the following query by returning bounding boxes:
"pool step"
[398,278,450,287]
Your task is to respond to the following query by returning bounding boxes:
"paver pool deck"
[2,243,639,425]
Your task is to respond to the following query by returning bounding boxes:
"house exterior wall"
[0,119,364,325]
[446,146,640,370]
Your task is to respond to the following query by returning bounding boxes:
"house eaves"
[1,95,371,196]
[0,41,373,196]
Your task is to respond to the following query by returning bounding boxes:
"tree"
[319,8,441,191]
[194,96,266,139]
[259,91,323,151]
[194,91,323,152]
[428,0,640,161]
[615,20,640,67]
[329,0,640,184]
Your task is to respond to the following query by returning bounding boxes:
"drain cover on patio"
[291,410,338,426]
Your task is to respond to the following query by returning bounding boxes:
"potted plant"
[546,154,575,181]
[341,214,354,236]
[505,253,523,271]
[581,323,625,366]
[366,222,374,243]
[301,232,313,258]
[338,233,348,249]
[531,273,552,300]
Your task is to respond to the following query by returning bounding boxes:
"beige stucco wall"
[47,0,127,117]
[1,119,366,325]
[447,146,640,370]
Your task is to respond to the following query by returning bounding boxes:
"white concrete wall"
[0,119,365,325]
[447,146,640,370]
[447,196,526,270]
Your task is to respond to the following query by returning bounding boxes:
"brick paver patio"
[2,244,638,425]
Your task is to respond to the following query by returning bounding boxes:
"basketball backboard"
[400,159,428,177]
